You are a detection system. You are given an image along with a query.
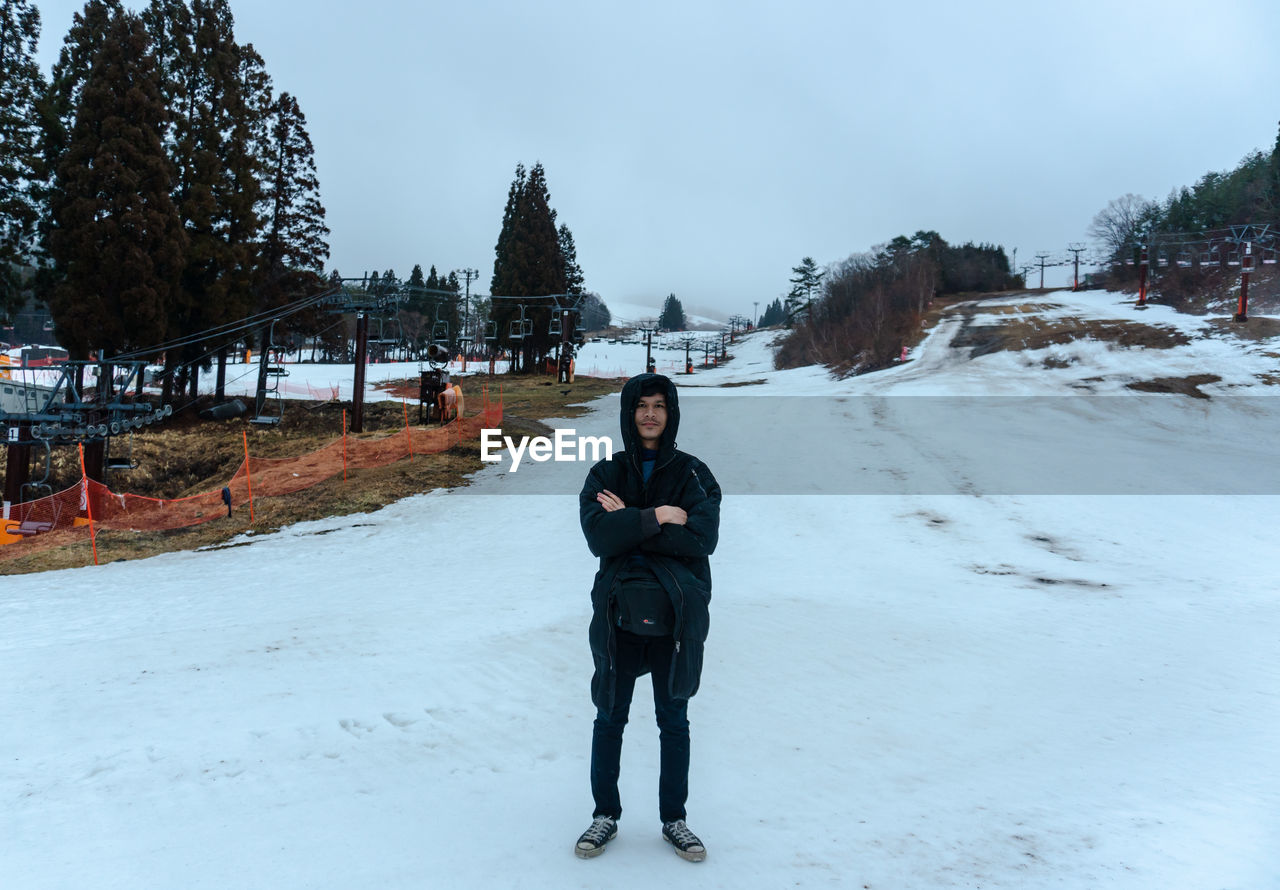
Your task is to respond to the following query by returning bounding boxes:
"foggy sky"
[33,0,1280,317]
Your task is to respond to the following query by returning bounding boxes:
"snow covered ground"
[3,290,1279,888]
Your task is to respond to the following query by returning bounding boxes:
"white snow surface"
[3,291,1279,888]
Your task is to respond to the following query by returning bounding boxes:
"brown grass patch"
[1204,316,1280,341]
[1125,374,1222,399]
[947,303,1190,357]
[1,374,624,575]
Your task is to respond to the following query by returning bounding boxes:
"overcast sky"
[33,0,1280,317]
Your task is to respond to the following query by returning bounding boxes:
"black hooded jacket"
[579,373,722,709]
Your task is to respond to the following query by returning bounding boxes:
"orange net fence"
[0,389,502,561]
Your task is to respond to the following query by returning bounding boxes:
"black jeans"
[590,629,690,824]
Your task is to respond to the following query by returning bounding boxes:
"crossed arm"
[596,489,686,527]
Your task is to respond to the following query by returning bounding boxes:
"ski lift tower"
[2,360,172,516]
[320,275,404,433]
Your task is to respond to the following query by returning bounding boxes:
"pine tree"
[759,297,785,327]
[141,0,192,143]
[1269,119,1280,216]
[491,162,525,296]
[0,0,47,318]
[256,90,328,325]
[519,163,566,297]
[659,293,686,331]
[167,0,262,394]
[559,223,585,294]
[32,0,122,309]
[785,256,824,324]
[578,292,611,331]
[490,161,566,371]
[46,10,185,358]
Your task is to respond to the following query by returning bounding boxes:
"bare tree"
[1088,193,1158,260]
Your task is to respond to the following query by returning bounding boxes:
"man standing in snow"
[575,373,722,862]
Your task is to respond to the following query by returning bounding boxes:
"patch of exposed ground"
[948,303,1191,357]
[1204,316,1280,341]
[0,374,624,575]
[1125,374,1222,399]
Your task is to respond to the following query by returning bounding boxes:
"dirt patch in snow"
[1204,316,1280,341]
[1125,374,1222,399]
[949,304,1191,357]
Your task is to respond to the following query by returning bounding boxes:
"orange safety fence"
[276,380,341,400]
[0,389,502,561]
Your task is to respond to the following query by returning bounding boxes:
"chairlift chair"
[104,430,138,472]
[250,320,286,426]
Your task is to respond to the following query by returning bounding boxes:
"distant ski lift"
[431,320,450,344]
[484,321,498,343]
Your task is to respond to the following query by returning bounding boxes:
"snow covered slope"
[2,290,1278,889]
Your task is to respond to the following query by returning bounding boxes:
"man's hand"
[597,490,687,526]
[655,505,688,526]
[596,490,626,512]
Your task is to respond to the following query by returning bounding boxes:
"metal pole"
[352,312,368,433]
[1137,247,1149,307]
[1234,242,1252,322]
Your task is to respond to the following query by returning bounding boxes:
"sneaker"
[574,815,617,859]
[662,819,706,862]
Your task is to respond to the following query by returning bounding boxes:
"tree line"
[0,0,328,401]
[776,233,1019,373]
[1090,122,1280,267]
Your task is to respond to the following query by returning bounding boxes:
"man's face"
[634,393,667,450]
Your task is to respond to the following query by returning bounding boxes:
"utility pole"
[1136,246,1149,308]
[455,267,479,342]
[1034,252,1050,290]
[753,301,759,328]
[1067,243,1086,291]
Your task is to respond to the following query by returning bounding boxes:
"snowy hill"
[3,290,1279,889]
[603,298,727,330]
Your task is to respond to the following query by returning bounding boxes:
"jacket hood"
[619,372,680,461]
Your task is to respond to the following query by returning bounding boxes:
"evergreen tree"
[578,292,611,331]
[46,10,185,358]
[167,0,262,393]
[559,223,585,294]
[0,0,47,318]
[407,263,424,289]
[141,0,192,145]
[659,293,686,331]
[785,256,824,324]
[426,265,439,290]
[491,162,525,295]
[32,0,122,307]
[519,163,566,296]
[759,297,785,327]
[1270,120,1280,215]
[489,161,566,371]
[256,90,328,311]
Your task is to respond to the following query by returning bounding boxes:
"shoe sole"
[574,833,616,859]
[664,834,706,862]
